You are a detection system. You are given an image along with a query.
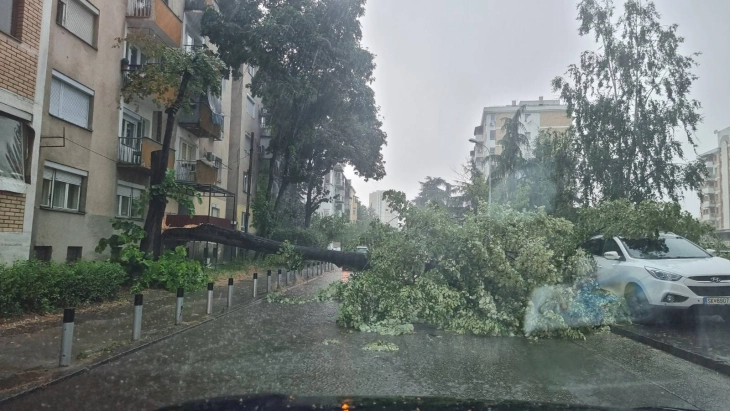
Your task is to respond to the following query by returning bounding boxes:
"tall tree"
[413,177,453,208]
[552,0,706,205]
[119,33,225,258]
[202,0,386,235]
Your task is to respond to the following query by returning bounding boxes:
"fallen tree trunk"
[162,224,369,270]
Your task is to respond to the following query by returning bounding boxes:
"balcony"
[177,95,224,140]
[126,0,182,47]
[705,186,716,194]
[175,160,219,185]
[260,126,272,138]
[702,201,715,208]
[118,137,175,172]
[166,214,234,230]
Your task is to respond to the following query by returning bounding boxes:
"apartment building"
[316,163,359,220]
[369,190,399,228]
[27,0,264,262]
[698,126,730,231]
[0,0,53,263]
[471,97,570,176]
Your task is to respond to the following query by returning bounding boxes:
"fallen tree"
[162,224,369,270]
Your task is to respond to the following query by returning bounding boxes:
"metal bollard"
[175,288,184,325]
[278,269,282,288]
[227,278,233,308]
[59,308,75,367]
[253,273,258,297]
[206,282,214,315]
[267,270,272,292]
[132,294,143,341]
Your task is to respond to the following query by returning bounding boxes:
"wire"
[61,137,118,163]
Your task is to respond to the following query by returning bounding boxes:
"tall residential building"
[698,126,730,230]
[471,97,571,176]
[0,0,53,263]
[347,186,358,222]
[369,190,399,228]
[24,0,264,263]
[317,164,350,218]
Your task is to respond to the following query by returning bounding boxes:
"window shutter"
[60,83,90,128]
[152,111,163,142]
[117,184,133,197]
[54,169,82,185]
[49,79,62,117]
[65,0,95,45]
[43,167,54,180]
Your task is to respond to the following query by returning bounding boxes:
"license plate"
[704,297,730,305]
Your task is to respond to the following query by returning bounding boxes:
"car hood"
[642,257,730,275]
[155,394,693,411]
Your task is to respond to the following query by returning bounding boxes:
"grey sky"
[343,0,730,215]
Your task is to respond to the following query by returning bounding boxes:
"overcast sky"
[343,0,730,216]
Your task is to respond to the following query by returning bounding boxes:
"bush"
[0,260,126,317]
[133,246,207,293]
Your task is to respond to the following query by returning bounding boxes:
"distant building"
[369,190,399,228]
[471,97,571,176]
[318,164,350,218]
[348,187,358,222]
[699,126,730,231]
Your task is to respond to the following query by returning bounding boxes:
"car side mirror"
[603,251,621,260]
[706,249,717,256]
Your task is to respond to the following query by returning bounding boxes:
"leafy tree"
[202,0,386,235]
[118,32,225,257]
[552,0,706,205]
[413,177,454,208]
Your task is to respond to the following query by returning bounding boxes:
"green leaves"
[553,0,706,205]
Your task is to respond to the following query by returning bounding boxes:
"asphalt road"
[3,271,730,411]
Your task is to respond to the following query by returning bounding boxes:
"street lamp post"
[469,138,492,205]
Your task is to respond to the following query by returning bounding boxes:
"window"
[602,238,623,257]
[0,113,30,191]
[248,65,256,77]
[246,95,256,118]
[582,238,604,256]
[243,172,250,193]
[325,173,331,184]
[151,111,163,142]
[34,246,52,262]
[0,0,17,36]
[489,130,496,140]
[489,147,495,155]
[524,113,531,122]
[57,0,98,46]
[117,181,143,218]
[180,141,195,161]
[211,205,220,218]
[49,71,94,129]
[41,162,86,211]
[66,246,82,262]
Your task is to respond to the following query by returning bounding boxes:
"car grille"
[688,286,730,297]
[689,275,730,282]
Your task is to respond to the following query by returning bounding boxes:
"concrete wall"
[32,0,126,261]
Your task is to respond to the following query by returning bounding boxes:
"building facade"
[369,190,399,228]
[0,0,53,263]
[317,163,354,219]
[698,127,730,231]
[19,0,264,263]
[471,97,570,176]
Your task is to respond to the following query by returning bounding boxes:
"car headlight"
[645,266,683,281]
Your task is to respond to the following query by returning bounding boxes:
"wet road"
[4,271,730,411]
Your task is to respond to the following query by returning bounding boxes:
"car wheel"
[625,284,656,324]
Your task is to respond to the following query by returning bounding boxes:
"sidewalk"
[0,264,331,401]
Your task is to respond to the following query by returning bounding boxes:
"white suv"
[583,234,730,323]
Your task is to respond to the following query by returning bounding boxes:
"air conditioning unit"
[205,152,216,162]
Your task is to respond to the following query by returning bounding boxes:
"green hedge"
[0,260,126,317]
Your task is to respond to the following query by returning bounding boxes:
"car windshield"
[621,237,711,259]
[4,0,730,410]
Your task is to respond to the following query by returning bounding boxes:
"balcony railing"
[175,159,218,185]
[126,0,182,46]
[177,95,224,140]
[118,137,175,171]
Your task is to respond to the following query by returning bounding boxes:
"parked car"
[582,233,730,323]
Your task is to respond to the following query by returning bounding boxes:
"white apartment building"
[369,190,399,228]
[471,97,570,176]
[699,126,730,231]
[317,164,352,218]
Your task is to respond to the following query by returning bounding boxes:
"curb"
[611,325,730,377]
[0,271,333,406]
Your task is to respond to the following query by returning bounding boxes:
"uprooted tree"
[118,32,225,258]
